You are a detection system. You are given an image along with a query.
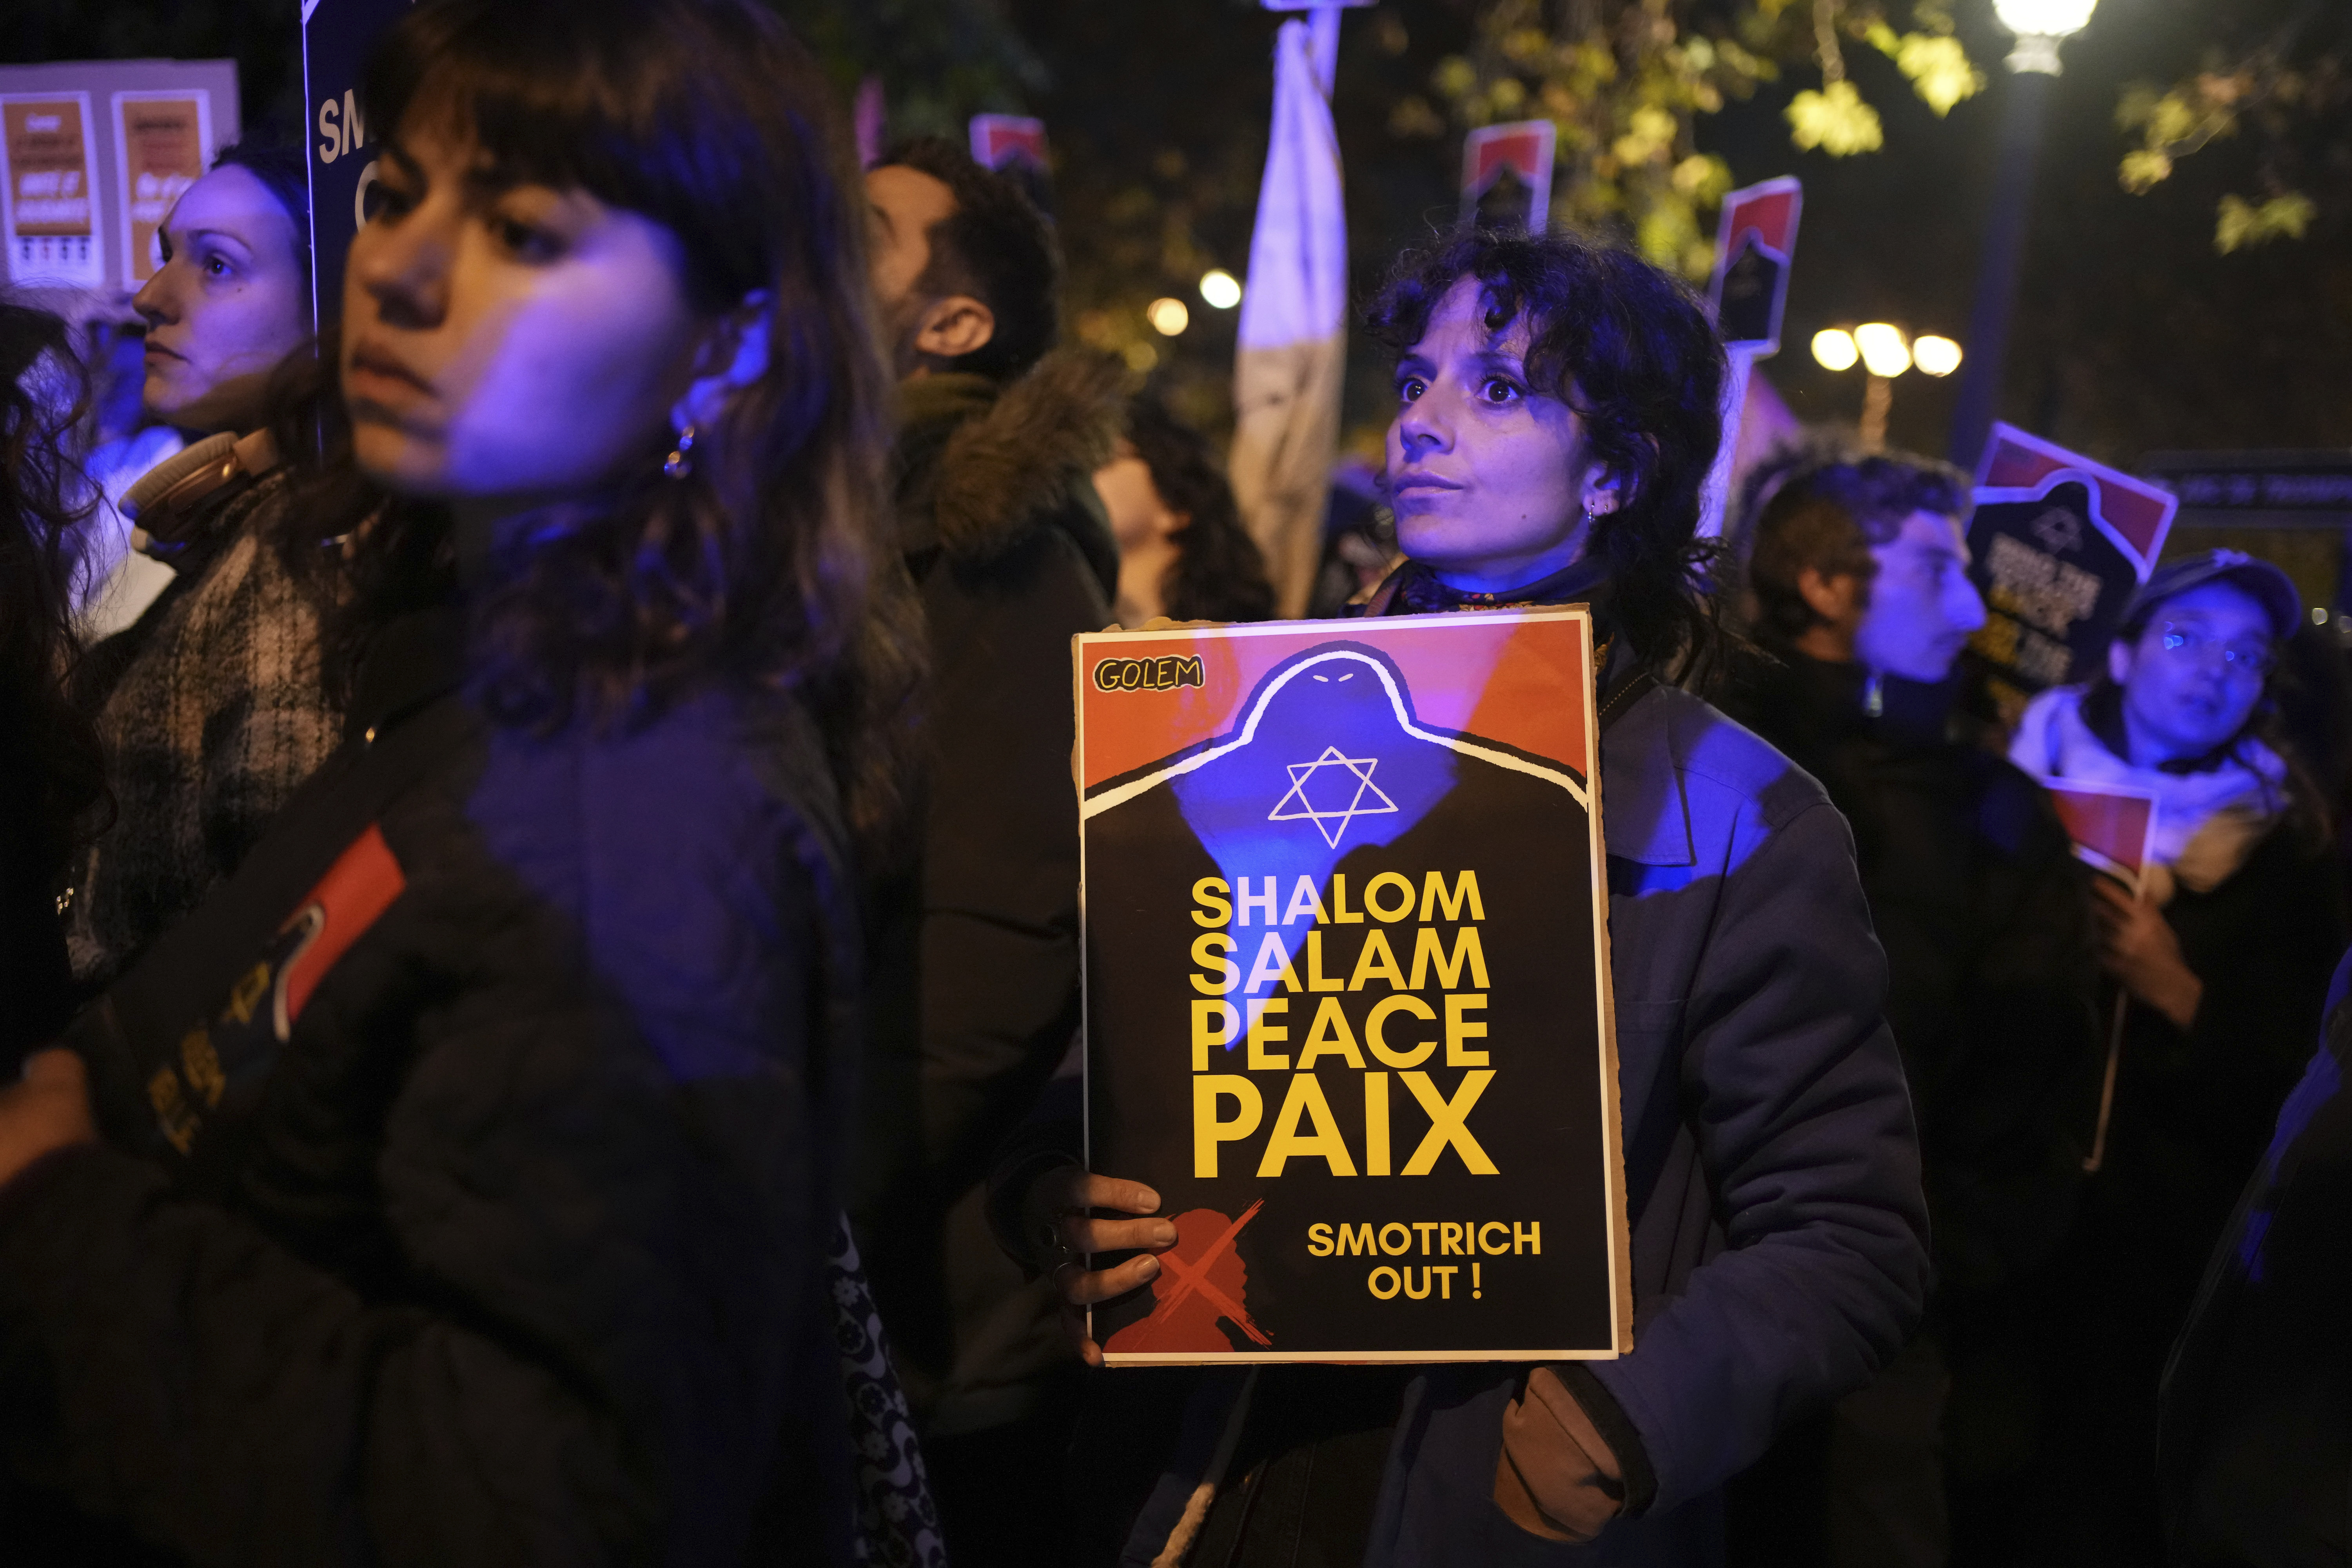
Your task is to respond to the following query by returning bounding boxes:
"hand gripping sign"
[1074,611,1632,1365]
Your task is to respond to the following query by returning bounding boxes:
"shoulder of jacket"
[1635,683,1830,821]
[933,350,1126,563]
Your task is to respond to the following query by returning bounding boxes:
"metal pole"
[1947,62,2054,471]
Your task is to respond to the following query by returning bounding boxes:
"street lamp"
[1813,323,1962,451]
[1947,0,2097,470]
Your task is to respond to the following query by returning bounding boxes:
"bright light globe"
[1811,328,1860,372]
[1912,335,1963,377]
[1198,269,1243,310]
[1147,297,1191,336]
[1992,0,2097,38]
[1855,322,1912,378]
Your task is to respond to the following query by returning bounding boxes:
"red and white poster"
[2043,779,2158,898]
[113,90,214,287]
[1074,611,1631,1364]
[1,93,104,287]
[1709,176,1801,354]
[1461,120,1555,232]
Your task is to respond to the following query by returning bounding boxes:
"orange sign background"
[1078,613,1592,792]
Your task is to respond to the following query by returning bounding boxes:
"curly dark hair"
[0,303,109,891]
[1744,447,1971,651]
[874,135,1061,381]
[283,0,923,858]
[1122,393,1274,623]
[1366,229,1727,676]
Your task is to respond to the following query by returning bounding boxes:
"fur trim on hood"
[926,350,1125,563]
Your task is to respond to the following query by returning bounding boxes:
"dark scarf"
[1381,554,1614,622]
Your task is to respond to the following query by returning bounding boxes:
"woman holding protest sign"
[2006,550,2345,1563]
[0,0,932,1562]
[998,230,1929,1564]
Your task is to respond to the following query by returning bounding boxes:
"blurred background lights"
[1198,269,1243,310]
[1912,334,1963,377]
[1811,328,1860,372]
[1147,297,1191,336]
[1854,322,1913,377]
[1991,0,2097,38]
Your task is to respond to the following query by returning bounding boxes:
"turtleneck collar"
[1382,554,1614,628]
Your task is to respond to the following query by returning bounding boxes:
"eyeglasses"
[2154,621,2273,677]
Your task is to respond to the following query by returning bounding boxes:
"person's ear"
[1797,566,1861,626]
[2107,639,2133,685]
[913,293,997,365]
[672,290,773,434]
[1580,465,1626,518]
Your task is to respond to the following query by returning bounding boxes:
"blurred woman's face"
[1383,276,1609,594]
[132,164,309,434]
[341,113,707,504]
[2109,580,2274,764]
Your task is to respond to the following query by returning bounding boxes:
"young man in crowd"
[853,136,1123,1564]
[1721,452,2102,1567]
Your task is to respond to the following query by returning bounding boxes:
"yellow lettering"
[1364,1073,1390,1175]
[1256,1074,1358,1177]
[1338,1222,1378,1256]
[1192,1000,1240,1071]
[1190,931,1239,995]
[1445,994,1490,1067]
[1247,997,1291,1070]
[1307,1222,1335,1256]
[1192,1075,1263,1176]
[1365,995,1437,1069]
[1281,876,1329,926]
[223,963,269,1026]
[1364,872,1417,922]
[1399,1070,1501,1175]
[1514,1220,1541,1254]
[1305,930,1344,992]
[1329,874,1364,924]
[1479,1221,1512,1255]
[1420,870,1486,922]
[1191,877,1232,928]
[1346,929,1407,991]
[1296,997,1366,1069]
[1409,927,1490,991]
[1244,931,1301,994]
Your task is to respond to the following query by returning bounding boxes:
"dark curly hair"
[1367,229,1726,676]
[1122,393,1274,623]
[1744,447,1971,651]
[0,304,109,900]
[283,0,923,859]
[873,135,1061,381]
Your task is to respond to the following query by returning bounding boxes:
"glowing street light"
[1853,323,1912,379]
[1811,328,1860,372]
[1147,297,1191,336]
[1952,0,2097,464]
[1912,335,1962,377]
[1198,268,1243,310]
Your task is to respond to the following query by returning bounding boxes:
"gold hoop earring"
[663,425,697,480]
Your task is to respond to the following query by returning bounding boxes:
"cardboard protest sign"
[305,0,415,327]
[1964,423,2178,729]
[1708,176,1800,354]
[1,62,240,296]
[2042,779,2158,897]
[1461,121,1555,233]
[1,92,104,288]
[968,113,1053,216]
[112,91,214,287]
[1075,612,1632,1365]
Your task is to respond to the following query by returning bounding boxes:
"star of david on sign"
[1269,746,1400,847]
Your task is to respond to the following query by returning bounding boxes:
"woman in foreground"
[1002,231,1930,1565]
[0,0,922,1561]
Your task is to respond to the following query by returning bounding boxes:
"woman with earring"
[0,1,926,1562]
[999,231,1928,1564]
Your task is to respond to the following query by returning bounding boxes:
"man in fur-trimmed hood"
[853,136,1120,1561]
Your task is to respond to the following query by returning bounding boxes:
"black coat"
[0,636,865,1565]
[1717,654,2102,1289]
[851,354,1121,1419]
[2160,948,2352,1566]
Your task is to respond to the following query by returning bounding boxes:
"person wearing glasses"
[2006,548,2347,1564]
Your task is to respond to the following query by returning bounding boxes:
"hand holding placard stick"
[2040,779,2159,1173]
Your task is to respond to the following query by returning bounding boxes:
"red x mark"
[1145,1199,1272,1347]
